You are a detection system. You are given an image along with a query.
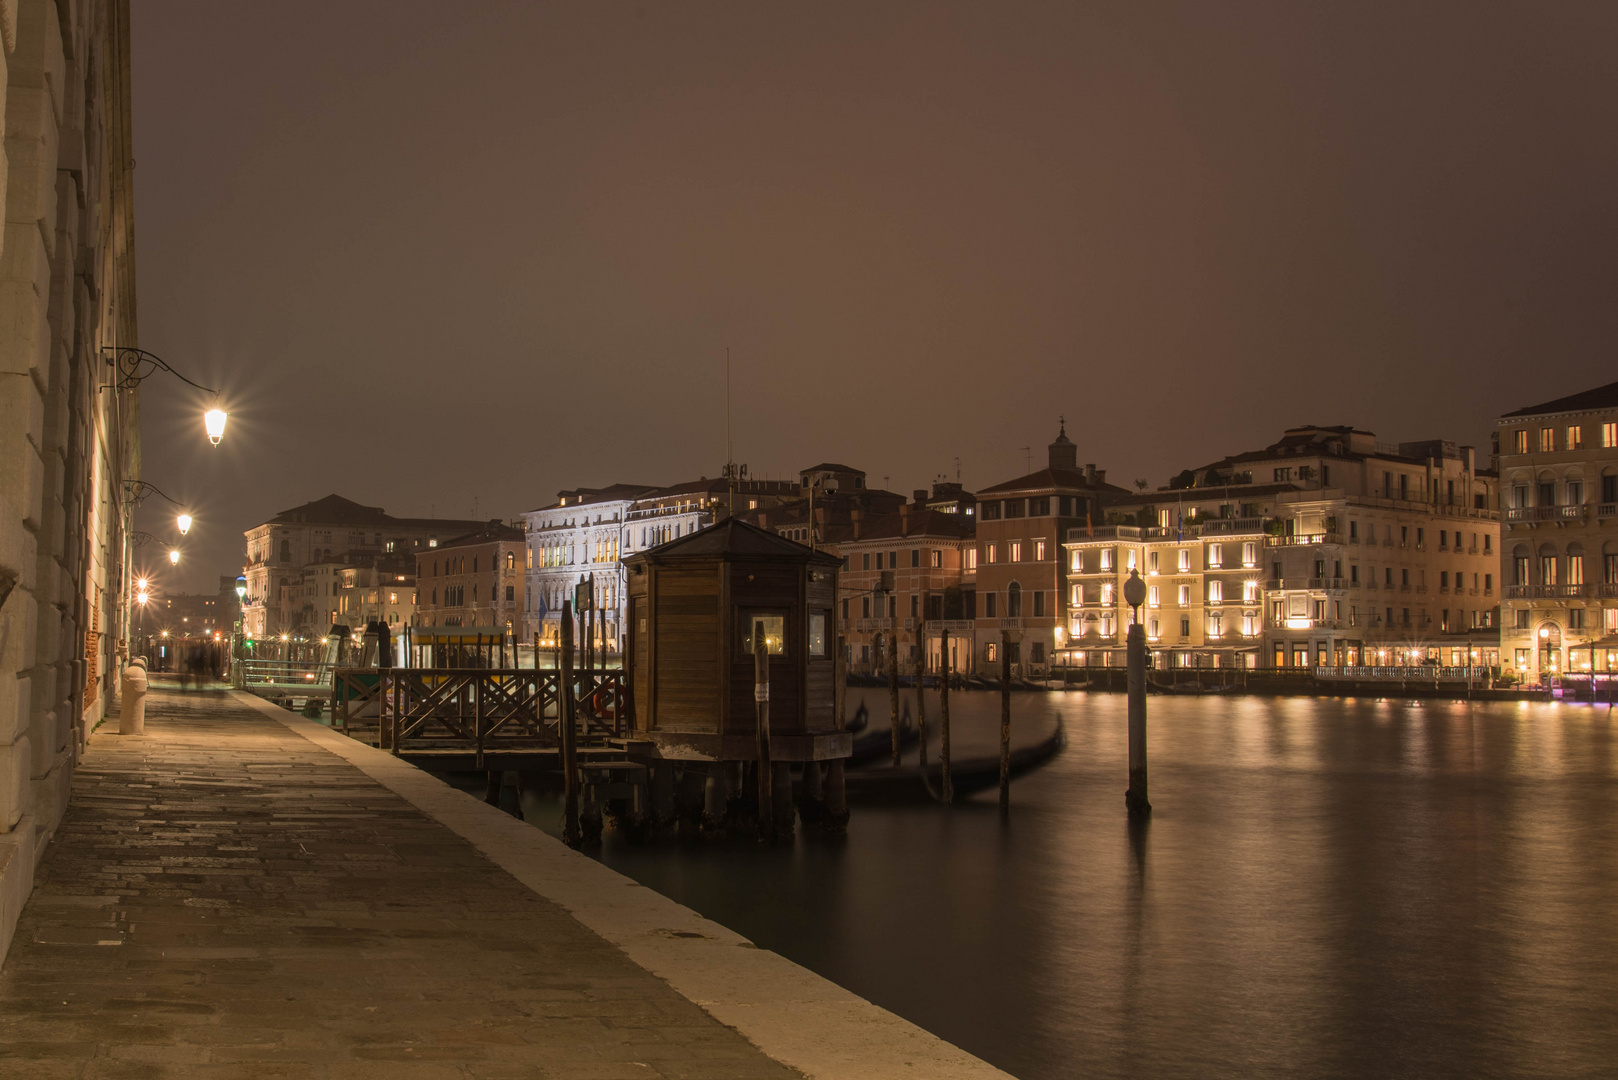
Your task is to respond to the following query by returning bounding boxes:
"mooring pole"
[889,614,901,768]
[999,629,1011,814]
[940,625,953,804]
[916,612,928,771]
[1124,569,1151,817]
[754,619,774,843]
[560,600,582,847]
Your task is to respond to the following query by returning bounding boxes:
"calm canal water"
[509,690,1618,1080]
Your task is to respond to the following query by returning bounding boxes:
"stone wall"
[0,0,136,964]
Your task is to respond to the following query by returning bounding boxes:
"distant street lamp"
[168,550,180,566]
[177,513,192,536]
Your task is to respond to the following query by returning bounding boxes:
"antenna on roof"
[724,348,735,520]
[955,456,961,483]
[1021,447,1032,475]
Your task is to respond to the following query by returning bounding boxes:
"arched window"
[279,539,291,562]
[1007,581,1023,618]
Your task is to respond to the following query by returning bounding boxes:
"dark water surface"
[510,691,1618,1080]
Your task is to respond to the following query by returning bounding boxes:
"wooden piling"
[888,620,901,768]
[754,619,774,843]
[560,600,582,848]
[940,625,953,804]
[916,612,928,771]
[1000,629,1011,815]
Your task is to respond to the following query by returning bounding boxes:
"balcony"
[1266,532,1344,548]
[1198,517,1268,537]
[1504,584,1590,599]
[1599,503,1618,519]
[1505,506,1589,523]
[1066,525,1141,542]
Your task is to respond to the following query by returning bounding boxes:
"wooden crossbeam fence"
[332,668,630,767]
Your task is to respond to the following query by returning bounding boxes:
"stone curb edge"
[233,691,1015,1080]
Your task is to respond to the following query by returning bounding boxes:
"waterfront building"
[523,484,656,653]
[523,478,800,653]
[1061,426,1500,670]
[974,426,1131,676]
[821,495,977,677]
[1495,380,1618,681]
[0,0,141,965]
[414,522,525,634]
[242,495,481,639]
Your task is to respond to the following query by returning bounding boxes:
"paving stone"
[0,689,802,1079]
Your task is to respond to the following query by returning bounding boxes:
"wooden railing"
[333,668,630,766]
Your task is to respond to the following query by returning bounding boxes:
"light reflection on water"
[506,691,1618,1080]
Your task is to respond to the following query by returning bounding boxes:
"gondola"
[828,719,1066,804]
[847,709,918,764]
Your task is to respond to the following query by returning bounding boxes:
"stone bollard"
[119,663,148,735]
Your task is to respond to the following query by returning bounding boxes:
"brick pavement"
[0,688,803,1080]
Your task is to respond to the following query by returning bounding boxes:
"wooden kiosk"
[625,517,850,826]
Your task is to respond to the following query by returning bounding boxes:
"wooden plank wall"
[653,567,721,732]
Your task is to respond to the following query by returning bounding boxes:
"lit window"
[1148,585,1160,608]
[1178,584,1191,606]
[1177,549,1190,572]
[1207,544,1223,568]
[1568,425,1583,450]
[1243,579,1259,602]
[1034,540,1046,561]
[1148,551,1159,573]
[1009,541,1023,562]
[1539,427,1554,452]
[1208,580,1223,603]
[986,544,998,564]
[1100,548,1113,571]
[1603,422,1617,449]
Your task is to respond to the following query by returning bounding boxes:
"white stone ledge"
[236,691,1013,1080]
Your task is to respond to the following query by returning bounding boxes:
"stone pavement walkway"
[0,689,802,1080]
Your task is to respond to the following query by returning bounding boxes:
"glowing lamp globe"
[204,408,228,446]
[177,513,192,535]
[1123,569,1147,611]
[168,549,180,566]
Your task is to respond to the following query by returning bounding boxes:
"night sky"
[130,2,1618,592]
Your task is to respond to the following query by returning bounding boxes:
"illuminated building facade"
[1061,427,1500,670]
[1496,381,1618,681]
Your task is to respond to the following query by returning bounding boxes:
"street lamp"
[168,549,180,566]
[204,407,228,446]
[177,513,192,536]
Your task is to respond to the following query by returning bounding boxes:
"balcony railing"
[1266,532,1344,547]
[1504,584,1589,599]
[1198,517,1268,537]
[1067,525,1141,542]
[1505,506,1588,523]
[1600,503,1617,519]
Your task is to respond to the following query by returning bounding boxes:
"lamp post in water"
[1124,569,1150,816]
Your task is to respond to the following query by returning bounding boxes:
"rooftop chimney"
[1084,463,1096,484]
[914,489,929,504]
[851,507,863,540]
[899,503,910,535]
